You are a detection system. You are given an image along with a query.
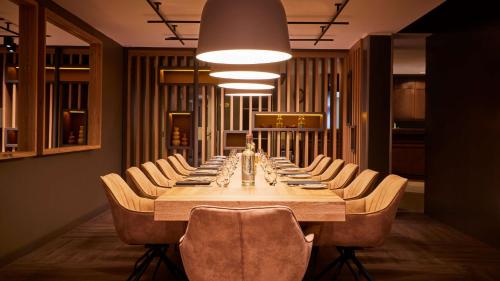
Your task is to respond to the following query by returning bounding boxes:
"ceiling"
[52,0,444,49]
[0,0,88,46]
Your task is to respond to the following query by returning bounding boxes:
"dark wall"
[363,35,392,176]
[425,23,500,247]
[0,1,123,263]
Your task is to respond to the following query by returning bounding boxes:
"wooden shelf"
[167,112,193,149]
[224,130,248,150]
[253,112,325,130]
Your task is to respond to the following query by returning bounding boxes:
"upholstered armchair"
[302,154,324,172]
[156,159,186,181]
[126,167,168,198]
[313,174,408,281]
[310,157,332,176]
[311,159,344,181]
[332,169,379,200]
[100,173,186,280]
[179,206,314,281]
[174,153,197,171]
[141,161,176,187]
[327,163,359,190]
[168,156,191,176]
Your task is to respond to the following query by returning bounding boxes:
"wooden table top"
[154,160,345,222]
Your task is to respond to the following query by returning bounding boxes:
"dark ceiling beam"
[145,0,184,45]
[314,0,350,45]
[148,19,349,25]
[165,37,334,42]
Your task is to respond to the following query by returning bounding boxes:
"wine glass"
[222,173,230,188]
[216,174,225,187]
[268,169,277,186]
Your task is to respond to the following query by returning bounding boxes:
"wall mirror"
[40,8,102,155]
[0,0,37,160]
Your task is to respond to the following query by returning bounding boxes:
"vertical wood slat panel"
[276,76,282,156]
[313,58,320,158]
[258,96,262,150]
[230,96,234,130]
[153,57,159,160]
[162,84,168,159]
[144,56,150,163]
[285,61,291,160]
[134,57,141,166]
[210,86,215,158]
[295,58,300,166]
[249,97,253,131]
[201,86,206,163]
[267,95,271,154]
[220,88,224,154]
[239,96,243,130]
[125,54,132,166]
[322,58,328,156]
[330,58,337,159]
[304,58,310,166]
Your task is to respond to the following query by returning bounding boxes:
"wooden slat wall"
[342,41,364,166]
[125,49,348,168]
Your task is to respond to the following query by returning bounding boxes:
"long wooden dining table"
[154,160,346,222]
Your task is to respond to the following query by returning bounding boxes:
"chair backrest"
[100,173,153,213]
[310,157,331,176]
[141,161,173,187]
[156,159,185,181]
[175,153,196,171]
[126,167,166,198]
[168,156,191,176]
[303,154,324,172]
[328,163,358,189]
[364,174,408,213]
[180,206,313,281]
[101,173,185,246]
[318,159,344,181]
[341,169,379,200]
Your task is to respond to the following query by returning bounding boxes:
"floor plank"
[1,210,499,281]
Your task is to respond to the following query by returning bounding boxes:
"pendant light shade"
[219,82,275,90]
[209,63,281,80]
[197,0,291,64]
[225,89,272,97]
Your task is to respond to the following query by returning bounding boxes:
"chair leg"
[128,246,156,281]
[311,250,343,281]
[350,250,374,281]
[313,247,374,281]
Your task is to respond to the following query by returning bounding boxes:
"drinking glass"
[268,170,277,186]
[216,174,225,187]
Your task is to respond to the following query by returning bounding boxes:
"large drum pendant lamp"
[197,0,292,64]
[209,63,281,80]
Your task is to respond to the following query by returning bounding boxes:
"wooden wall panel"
[125,49,348,168]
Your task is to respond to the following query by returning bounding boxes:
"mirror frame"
[38,8,103,155]
[0,0,38,160]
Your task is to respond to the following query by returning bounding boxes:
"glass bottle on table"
[241,133,255,186]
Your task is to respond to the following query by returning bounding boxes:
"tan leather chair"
[180,206,314,281]
[313,174,408,281]
[168,155,191,176]
[303,154,324,172]
[310,157,331,176]
[156,159,185,181]
[100,173,186,280]
[126,167,167,198]
[311,159,344,181]
[141,161,176,187]
[174,153,197,171]
[327,163,358,190]
[333,169,379,200]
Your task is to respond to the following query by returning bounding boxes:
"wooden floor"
[1,210,499,281]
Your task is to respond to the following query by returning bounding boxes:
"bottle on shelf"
[241,133,255,186]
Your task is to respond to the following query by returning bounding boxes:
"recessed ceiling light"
[219,83,275,90]
[197,0,291,64]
